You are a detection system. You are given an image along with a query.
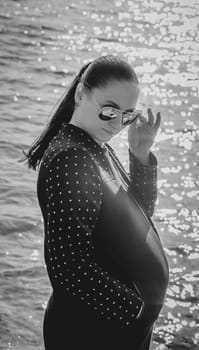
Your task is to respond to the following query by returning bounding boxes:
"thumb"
[137,112,148,125]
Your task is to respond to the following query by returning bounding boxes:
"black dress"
[37,122,169,350]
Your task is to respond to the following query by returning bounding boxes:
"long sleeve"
[44,147,144,329]
[104,143,158,218]
[128,150,158,217]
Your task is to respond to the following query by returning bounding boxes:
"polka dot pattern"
[42,146,144,329]
[38,122,158,330]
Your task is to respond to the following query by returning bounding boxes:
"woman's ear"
[74,83,84,105]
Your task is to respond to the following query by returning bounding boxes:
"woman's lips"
[102,128,115,135]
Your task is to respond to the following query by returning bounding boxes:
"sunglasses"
[98,106,142,125]
[87,90,142,126]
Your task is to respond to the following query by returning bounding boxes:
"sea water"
[0,0,199,349]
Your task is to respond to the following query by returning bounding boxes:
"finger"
[137,112,148,125]
[154,112,161,133]
[147,108,154,125]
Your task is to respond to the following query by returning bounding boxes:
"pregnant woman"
[21,55,169,349]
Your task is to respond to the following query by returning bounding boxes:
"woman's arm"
[128,149,158,217]
[104,143,158,217]
[43,147,144,328]
[127,108,160,217]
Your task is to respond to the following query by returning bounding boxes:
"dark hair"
[19,55,139,170]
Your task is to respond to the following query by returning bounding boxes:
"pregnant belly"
[93,179,169,319]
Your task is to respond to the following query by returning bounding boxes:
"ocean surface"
[0,0,199,349]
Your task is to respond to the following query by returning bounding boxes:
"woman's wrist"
[129,148,151,166]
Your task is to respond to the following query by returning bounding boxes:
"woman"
[21,55,169,350]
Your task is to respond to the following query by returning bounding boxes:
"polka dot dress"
[37,122,158,336]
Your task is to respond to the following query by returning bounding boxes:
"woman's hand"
[128,108,161,165]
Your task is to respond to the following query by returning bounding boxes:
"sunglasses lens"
[99,107,119,121]
[122,117,132,125]
[122,109,142,125]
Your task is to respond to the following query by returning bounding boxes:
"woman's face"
[72,80,140,145]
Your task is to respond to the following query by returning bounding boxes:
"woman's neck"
[68,119,105,148]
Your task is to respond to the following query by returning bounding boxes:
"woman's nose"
[110,115,123,131]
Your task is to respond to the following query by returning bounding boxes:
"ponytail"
[18,61,91,170]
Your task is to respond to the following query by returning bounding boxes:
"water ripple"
[0,0,199,349]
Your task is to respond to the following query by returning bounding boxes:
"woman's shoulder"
[40,134,96,172]
[39,123,109,175]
